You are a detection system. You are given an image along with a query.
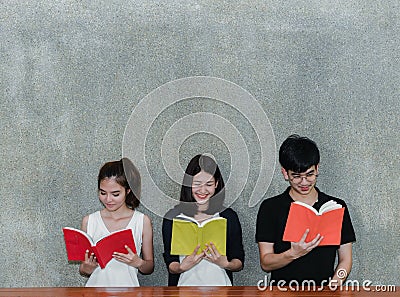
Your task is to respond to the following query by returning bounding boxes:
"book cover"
[170,215,227,256]
[282,200,345,246]
[62,227,136,269]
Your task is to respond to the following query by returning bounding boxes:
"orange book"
[62,227,136,269]
[283,200,345,246]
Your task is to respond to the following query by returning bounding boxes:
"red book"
[62,227,136,269]
[283,200,345,246]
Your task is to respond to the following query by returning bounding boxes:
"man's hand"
[288,229,323,259]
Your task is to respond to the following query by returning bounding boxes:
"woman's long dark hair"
[177,154,225,216]
[97,158,141,209]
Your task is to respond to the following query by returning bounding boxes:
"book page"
[293,201,319,215]
[319,200,342,214]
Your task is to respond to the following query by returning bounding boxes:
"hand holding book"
[178,244,205,272]
[79,249,99,276]
[178,242,229,272]
[287,229,323,259]
[63,227,136,269]
[112,245,144,268]
[203,242,230,269]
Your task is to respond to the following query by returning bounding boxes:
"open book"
[62,227,136,269]
[282,200,345,246]
[170,214,227,256]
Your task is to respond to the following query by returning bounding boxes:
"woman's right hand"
[179,245,205,272]
[79,250,98,277]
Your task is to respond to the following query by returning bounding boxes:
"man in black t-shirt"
[256,135,356,286]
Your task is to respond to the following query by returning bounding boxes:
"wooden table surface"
[0,286,397,297]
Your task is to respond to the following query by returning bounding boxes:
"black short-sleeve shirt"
[256,187,356,285]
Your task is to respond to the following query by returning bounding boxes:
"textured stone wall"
[0,0,398,287]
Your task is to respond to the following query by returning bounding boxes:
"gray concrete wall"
[0,0,398,287]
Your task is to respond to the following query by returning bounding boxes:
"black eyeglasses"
[289,172,318,183]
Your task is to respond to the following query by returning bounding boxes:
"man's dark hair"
[279,134,320,173]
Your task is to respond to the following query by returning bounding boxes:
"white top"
[177,213,232,286]
[85,210,144,287]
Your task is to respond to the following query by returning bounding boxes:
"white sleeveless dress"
[85,210,144,287]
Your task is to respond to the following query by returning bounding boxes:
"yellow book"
[171,215,227,256]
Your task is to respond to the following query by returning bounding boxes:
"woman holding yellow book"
[162,154,245,286]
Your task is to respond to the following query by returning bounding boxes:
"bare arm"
[137,214,154,274]
[80,215,89,233]
[331,242,353,285]
[79,216,98,277]
[258,242,293,271]
[258,229,322,272]
[113,214,154,274]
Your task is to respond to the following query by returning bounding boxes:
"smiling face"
[282,165,319,200]
[98,177,130,212]
[191,170,218,207]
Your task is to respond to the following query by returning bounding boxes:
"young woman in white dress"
[79,158,154,286]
